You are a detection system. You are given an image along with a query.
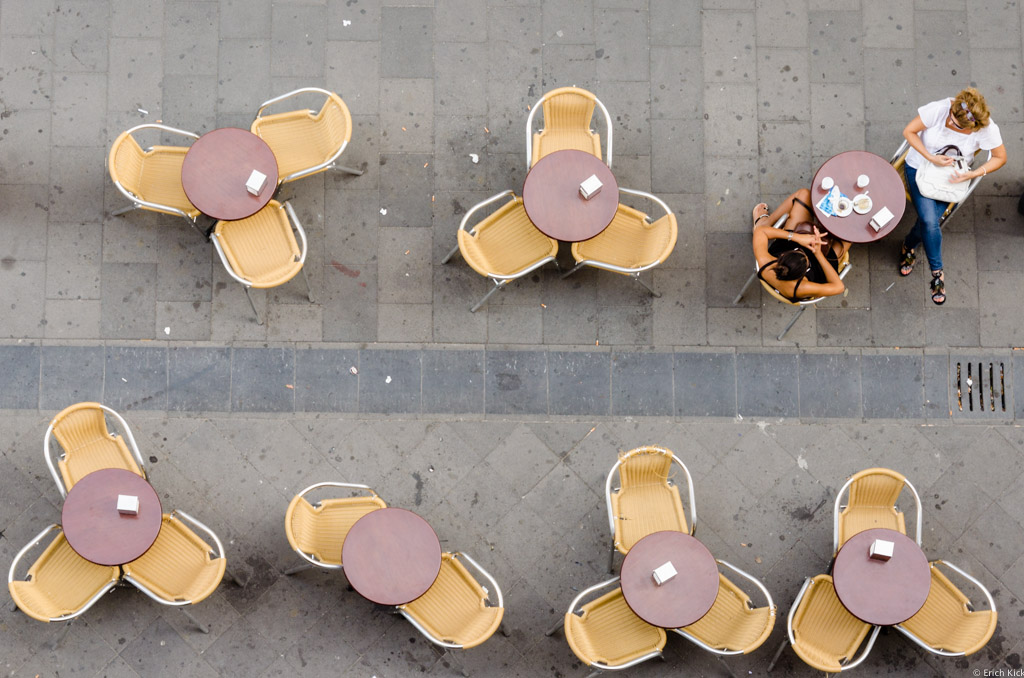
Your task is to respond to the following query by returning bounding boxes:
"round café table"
[832,528,931,626]
[341,507,442,606]
[811,150,906,243]
[181,127,279,221]
[522,149,618,242]
[61,468,162,566]
[619,531,720,628]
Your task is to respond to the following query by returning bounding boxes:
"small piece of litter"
[431,195,435,202]
[401,126,407,131]
[404,250,410,255]
[385,376,392,384]
[380,208,387,215]
[540,303,547,308]
[884,282,895,292]
[343,19,352,26]
[423,162,429,168]
[469,153,479,163]
[121,377,127,383]
[556,30,564,37]
[349,366,358,375]
[428,465,434,472]
[755,556,762,564]
[740,543,748,547]
[163,327,170,335]
[484,127,490,133]
[138,108,149,115]
[285,384,294,390]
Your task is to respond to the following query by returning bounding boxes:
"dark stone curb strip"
[3,344,1021,421]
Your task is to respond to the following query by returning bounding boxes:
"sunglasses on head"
[951,101,975,128]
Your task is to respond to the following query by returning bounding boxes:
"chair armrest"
[255,87,333,119]
[8,524,61,584]
[933,561,996,613]
[619,187,672,220]
[110,181,198,222]
[666,449,697,534]
[593,95,612,168]
[171,510,226,560]
[604,460,622,536]
[717,559,775,612]
[99,404,146,476]
[833,474,857,553]
[125,123,200,142]
[567,576,621,616]
[283,201,309,266]
[460,190,516,235]
[295,481,380,504]
[889,139,909,165]
[525,98,543,170]
[903,477,922,546]
[43,422,68,498]
[454,552,503,608]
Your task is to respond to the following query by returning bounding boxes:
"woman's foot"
[752,203,770,228]
[899,244,916,276]
[930,270,946,305]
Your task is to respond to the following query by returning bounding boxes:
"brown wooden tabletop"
[811,150,906,243]
[522,149,619,242]
[832,528,931,625]
[619,531,720,628]
[341,507,442,606]
[61,468,162,567]
[180,127,279,221]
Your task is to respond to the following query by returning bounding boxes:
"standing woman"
[898,88,1007,304]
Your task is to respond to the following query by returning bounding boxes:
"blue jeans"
[902,164,949,272]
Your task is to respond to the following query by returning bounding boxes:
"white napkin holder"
[117,494,140,515]
[246,169,268,196]
[652,561,677,586]
[579,174,603,200]
[869,538,894,561]
[870,206,894,232]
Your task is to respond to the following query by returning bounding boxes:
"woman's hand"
[928,153,955,167]
[949,169,975,184]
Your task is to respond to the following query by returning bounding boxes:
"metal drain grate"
[950,355,1013,420]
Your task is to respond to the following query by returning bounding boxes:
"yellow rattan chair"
[8,525,120,648]
[210,199,312,325]
[833,467,922,554]
[890,139,991,228]
[440,190,559,312]
[526,86,612,170]
[895,560,997,658]
[44,402,147,499]
[398,552,505,677]
[767,574,880,674]
[563,188,677,297]
[108,123,202,231]
[605,445,695,572]
[674,560,776,678]
[733,211,852,341]
[121,510,227,633]
[546,576,666,677]
[284,481,386,574]
[250,87,363,184]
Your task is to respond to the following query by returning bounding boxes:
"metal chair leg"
[301,267,315,302]
[766,637,788,672]
[441,243,461,264]
[111,204,138,217]
[284,562,314,576]
[500,622,511,637]
[733,269,758,305]
[180,607,210,634]
[227,568,248,588]
[333,165,364,176]
[441,649,470,678]
[243,287,263,325]
[470,282,503,313]
[48,620,74,650]
[560,262,585,280]
[631,273,660,297]
[608,544,617,573]
[777,306,806,341]
[545,617,564,637]
[715,655,738,678]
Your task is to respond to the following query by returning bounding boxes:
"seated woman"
[751,189,847,300]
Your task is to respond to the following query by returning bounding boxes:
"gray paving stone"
[797,351,862,418]
[650,118,703,193]
[860,352,924,419]
[0,345,40,410]
[650,0,701,47]
[1,36,52,111]
[809,10,864,84]
[357,348,421,414]
[327,0,382,42]
[421,349,484,414]
[231,347,294,412]
[736,351,800,417]
[293,348,359,412]
[269,3,326,78]
[610,351,673,416]
[435,0,487,43]
[167,346,231,412]
[54,3,108,73]
[40,345,104,410]
[100,262,157,339]
[542,44,597,89]
[378,153,434,228]
[485,350,547,415]
[547,351,610,416]
[595,8,650,81]
[103,345,167,411]
[43,299,103,339]
[380,6,434,78]
[924,351,952,420]
[702,10,756,83]
[0,261,46,338]
[673,351,736,417]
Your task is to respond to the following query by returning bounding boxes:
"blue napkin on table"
[815,185,849,217]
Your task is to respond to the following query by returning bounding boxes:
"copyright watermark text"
[974,670,1024,677]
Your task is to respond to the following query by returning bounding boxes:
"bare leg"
[764,189,809,226]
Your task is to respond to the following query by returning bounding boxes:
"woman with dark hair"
[751,189,847,301]
[898,87,1007,304]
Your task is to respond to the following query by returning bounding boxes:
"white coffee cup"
[856,174,870,188]
[821,176,835,190]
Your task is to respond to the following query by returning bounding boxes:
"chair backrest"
[678,562,775,655]
[46,402,144,496]
[834,467,920,551]
[8,527,119,622]
[897,561,997,657]
[541,87,598,134]
[565,585,666,668]
[286,494,385,566]
[754,213,852,308]
[213,200,304,287]
[307,93,353,160]
[457,193,557,279]
[527,86,612,168]
[890,139,991,226]
[123,513,225,604]
[572,191,678,273]
[109,131,147,195]
[789,574,878,673]
[400,553,503,649]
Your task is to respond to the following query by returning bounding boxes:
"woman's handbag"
[915,144,972,203]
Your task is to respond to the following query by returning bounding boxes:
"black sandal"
[930,271,946,305]
[899,245,916,277]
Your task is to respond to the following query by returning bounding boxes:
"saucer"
[835,198,853,217]
[852,193,872,215]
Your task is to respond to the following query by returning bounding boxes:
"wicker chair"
[674,560,776,678]
[526,86,612,170]
[108,123,202,230]
[605,446,695,572]
[8,525,120,648]
[250,87,363,184]
[890,139,991,228]
[398,552,505,677]
[284,482,386,574]
[440,190,558,312]
[768,574,880,673]
[122,510,227,633]
[895,560,997,657]
[733,211,852,340]
[210,200,312,325]
[546,577,666,677]
[563,188,677,297]
[44,402,147,499]
[834,467,921,554]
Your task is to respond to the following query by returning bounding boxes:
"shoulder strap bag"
[915,144,971,203]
